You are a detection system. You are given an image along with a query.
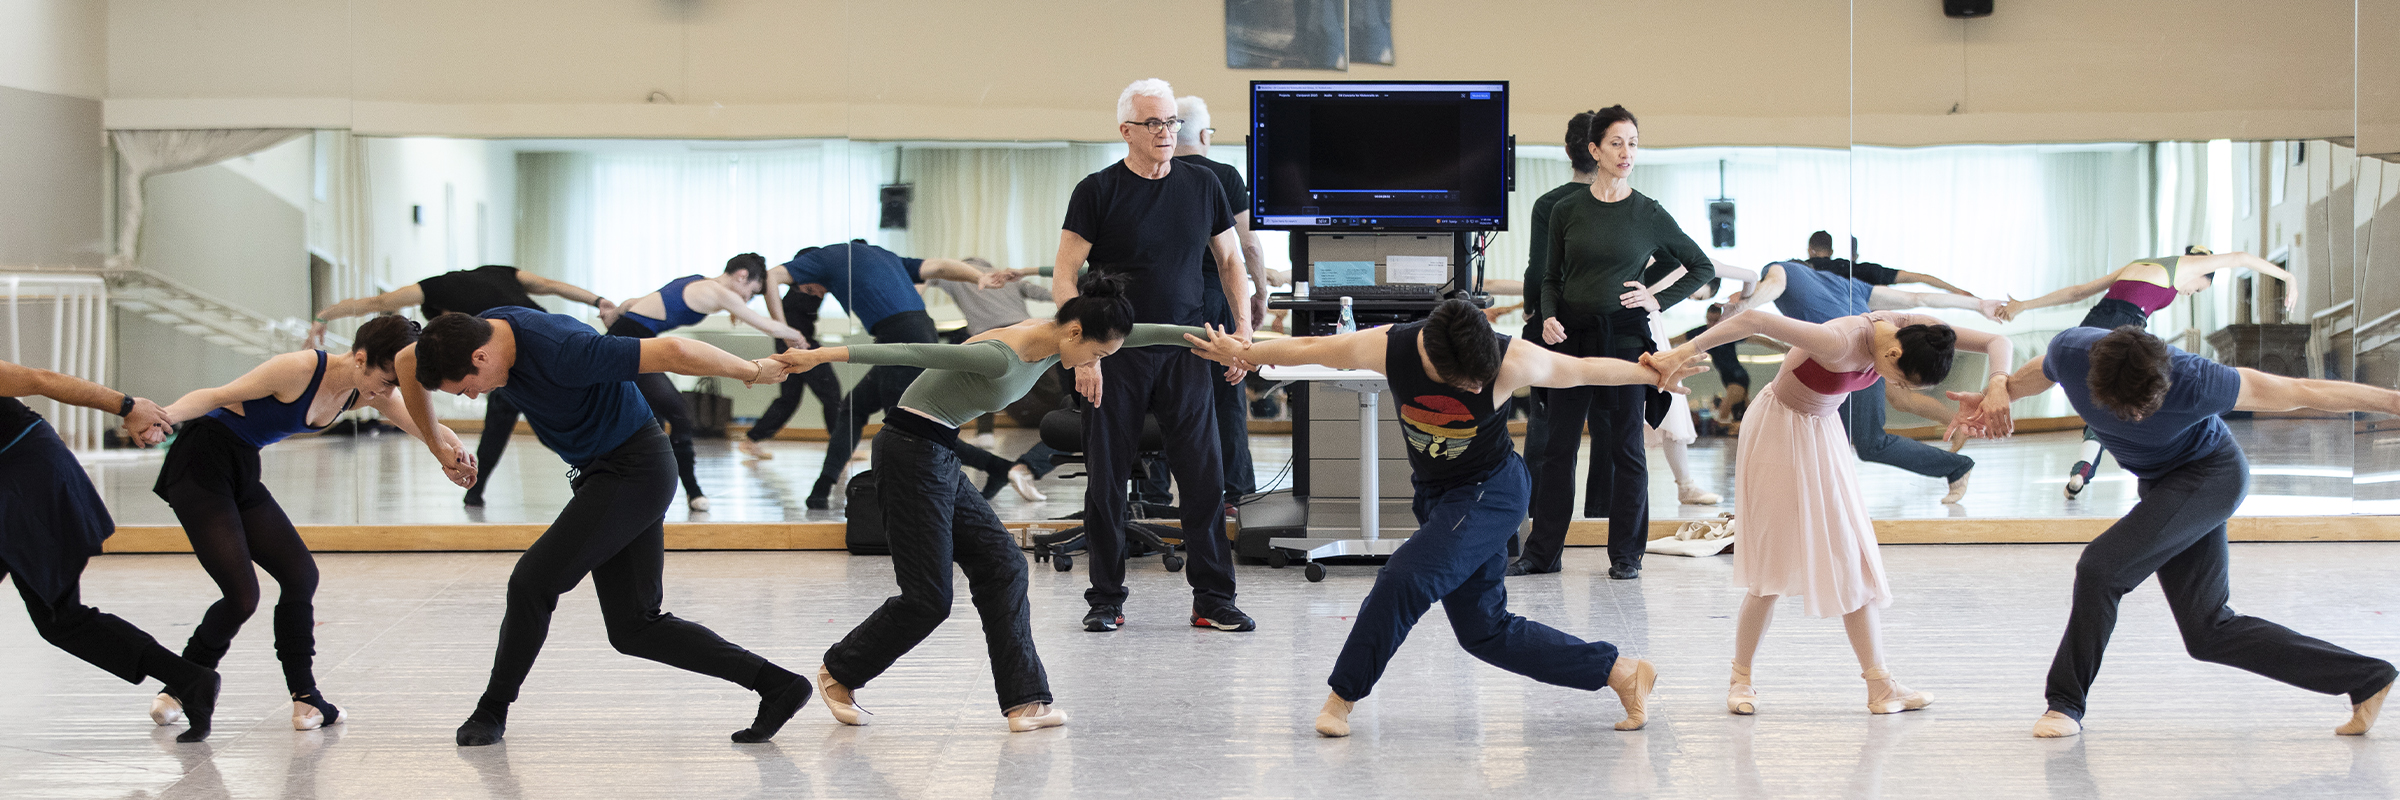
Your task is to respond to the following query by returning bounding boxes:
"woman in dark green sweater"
[770,272,1214,733]
[1515,105,1718,581]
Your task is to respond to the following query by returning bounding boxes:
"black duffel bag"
[844,469,889,555]
[681,377,733,439]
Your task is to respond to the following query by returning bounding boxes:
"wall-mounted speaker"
[1707,201,1736,248]
[1944,0,1993,18]
[878,184,913,230]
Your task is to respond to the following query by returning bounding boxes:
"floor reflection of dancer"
[607,253,814,512]
[1997,248,2297,497]
[307,264,615,507]
[1186,300,1699,736]
[0,360,221,742]
[150,316,458,733]
[1956,325,2397,739]
[1650,306,2014,717]
[768,273,1203,733]
[1719,261,2005,503]
[398,307,813,746]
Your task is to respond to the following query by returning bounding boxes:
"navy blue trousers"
[1327,453,1620,701]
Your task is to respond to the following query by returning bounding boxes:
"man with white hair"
[1054,78,1254,634]
[1172,94,1270,506]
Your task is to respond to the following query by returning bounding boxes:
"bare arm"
[690,282,808,342]
[1053,231,1092,306]
[1679,308,1852,360]
[638,337,786,385]
[517,272,606,307]
[1210,228,1251,338]
[1497,338,1697,396]
[1720,265,1785,317]
[316,285,424,323]
[2008,268,2120,314]
[0,360,128,412]
[1185,326,1388,374]
[2179,252,2298,309]
[918,257,991,286]
[356,390,461,450]
[160,352,313,424]
[1883,383,1955,424]
[1895,270,1973,296]
[390,345,478,487]
[1870,286,2005,322]
[2234,369,2400,414]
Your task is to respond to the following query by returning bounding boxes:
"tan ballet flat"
[818,664,867,726]
[1727,662,1758,715]
[1005,702,1067,732]
[1863,667,1932,714]
[2339,681,2392,735]
[2032,710,2082,738]
[1613,659,1658,731]
[1315,692,1354,738]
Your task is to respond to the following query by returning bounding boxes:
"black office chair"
[1028,406,1186,574]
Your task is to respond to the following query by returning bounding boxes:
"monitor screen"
[1249,81,1510,232]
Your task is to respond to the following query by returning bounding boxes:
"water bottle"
[1335,296,1357,335]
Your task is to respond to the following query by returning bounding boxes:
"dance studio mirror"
[1850,1,2360,521]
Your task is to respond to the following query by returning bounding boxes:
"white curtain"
[900,144,1124,273]
[110,129,309,266]
[308,130,376,342]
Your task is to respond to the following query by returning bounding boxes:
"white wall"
[0,0,104,99]
[364,137,518,290]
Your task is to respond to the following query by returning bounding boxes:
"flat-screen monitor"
[1248,80,1510,232]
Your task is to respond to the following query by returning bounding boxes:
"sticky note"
[1314,261,1375,287]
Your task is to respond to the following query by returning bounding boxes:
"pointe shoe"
[1315,692,1354,738]
[737,439,774,460]
[1862,667,1932,714]
[688,496,710,512]
[1727,663,1758,716]
[1006,702,1067,732]
[1677,481,1723,506]
[1008,465,1048,503]
[1612,658,1658,731]
[2338,681,2392,735]
[1942,472,1971,505]
[2032,710,2082,738]
[291,695,348,731]
[151,692,184,726]
[2064,461,2093,498]
[818,664,867,726]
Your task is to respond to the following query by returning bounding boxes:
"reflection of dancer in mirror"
[398,307,812,746]
[151,316,459,734]
[1793,230,1980,297]
[308,264,615,507]
[1953,325,2397,739]
[735,284,847,464]
[1719,261,2005,503]
[1996,247,2298,497]
[608,253,814,512]
[769,273,1214,733]
[0,360,222,742]
[1670,300,1788,437]
[1650,306,2014,718]
[1518,105,1718,581]
[1187,300,1702,736]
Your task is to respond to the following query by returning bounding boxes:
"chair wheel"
[1267,550,1288,569]
[1304,562,1327,582]
[1054,554,1074,572]
[1163,554,1184,572]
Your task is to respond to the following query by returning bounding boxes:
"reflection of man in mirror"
[1797,231,1978,297]
[763,241,1019,509]
[1960,326,2400,741]
[1053,78,1253,634]
[1172,94,1271,509]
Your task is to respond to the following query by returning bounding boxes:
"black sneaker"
[1505,559,1558,577]
[1192,602,1256,632]
[1083,604,1124,632]
[1608,564,1642,580]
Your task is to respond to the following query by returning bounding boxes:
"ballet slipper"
[1008,465,1048,502]
[688,496,711,512]
[1942,472,1971,505]
[818,664,867,726]
[151,692,184,726]
[1862,667,1932,714]
[1315,692,1354,738]
[2032,710,2082,738]
[1727,662,1758,716]
[737,439,774,460]
[1005,702,1067,732]
[1612,658,1658,731]
[1677,481,1723,506]
[2338,681,2392,735]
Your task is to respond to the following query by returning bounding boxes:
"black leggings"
[465,392,521,501]
[155,422,322,695]
[607,317,706,500]
[478,423,771,707]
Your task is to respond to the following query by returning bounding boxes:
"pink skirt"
[1731,382,1892,618]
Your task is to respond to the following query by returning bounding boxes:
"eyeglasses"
[1124,118,1184,135]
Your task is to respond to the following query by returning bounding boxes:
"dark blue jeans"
[1328,453,1620,701]
[1842,378,1972,483]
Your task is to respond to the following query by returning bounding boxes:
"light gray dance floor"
[7,543,2400,798]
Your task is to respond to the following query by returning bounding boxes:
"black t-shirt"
[1062,160,1235,326]
[0,396,41,446]
[1801,256,1900,287]
[1384,321,1513,490]
[1683,324,1751,386]
[780,290,827,343]
[1173,154,1250,303]
[419,265,539,318]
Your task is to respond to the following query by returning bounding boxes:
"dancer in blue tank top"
[147,316,466,737]
[1184,300,1707,737]
[604,254,812,511]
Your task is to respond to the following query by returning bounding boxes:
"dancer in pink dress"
[1649,308,2014,716]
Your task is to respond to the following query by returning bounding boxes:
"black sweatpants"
[1204,293,1255,500]
[1082,346,1233,608]
[10,555,188,685]
[477,423,772,707]
[465,392,520,502]
[1521,329,1650,573]
[822,427,1050,711]
[2044,443,2396,720]
[811,311,1014,500]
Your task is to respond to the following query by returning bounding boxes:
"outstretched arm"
[1895,270,1974,296]
[2179,252,2298,310]
[1498,338,1700,396]
[1946,355,2055,440]
[1720,264,1785,317]
[693,282,809,343]
[357,391,463,453]
[0,360,171,445]
[639,337,789,385]
[1869,286,2006,323]
[311,285,426,347]
[2005,268,2120,318]
[160,352,313,424]
[2235,370,2400,414]
[1185,326,1389,375]
[518,272,611,312]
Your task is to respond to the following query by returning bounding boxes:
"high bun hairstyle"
[352,314,422,372]
[1892,324,1958,387]
[723,252,769,289]
[1056,271,1137,342]
[1422,298,1503,389]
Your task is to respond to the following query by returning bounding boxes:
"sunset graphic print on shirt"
[1399,394,1478,460]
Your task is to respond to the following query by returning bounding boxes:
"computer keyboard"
[1311,284,1444,301]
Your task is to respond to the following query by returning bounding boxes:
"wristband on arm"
[118,393,134,417]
